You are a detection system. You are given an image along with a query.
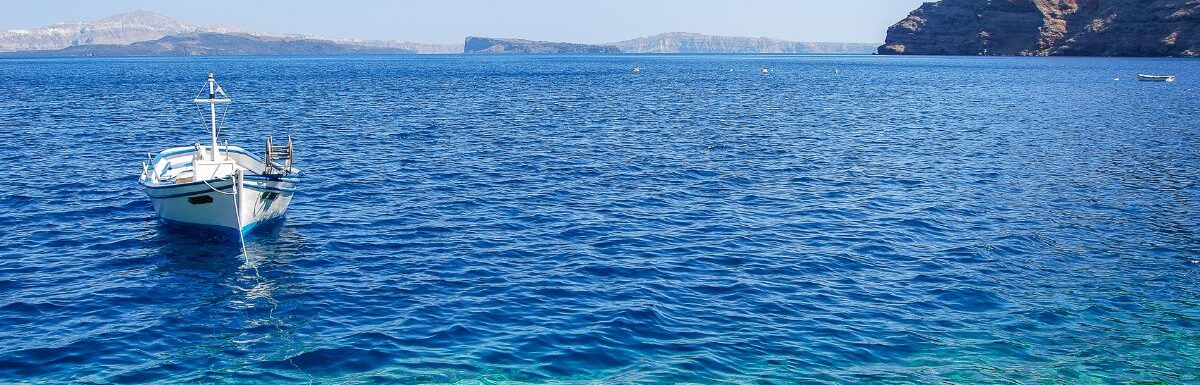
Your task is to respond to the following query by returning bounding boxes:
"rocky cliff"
[464,37,620,54]
[879,0,1200,57]
[611,32,877,54]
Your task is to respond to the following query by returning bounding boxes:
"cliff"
[464,37,621,54]
[611,32,878,54]
[1,33,411,57]
[879,0,1200,57]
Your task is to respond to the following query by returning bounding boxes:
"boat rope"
[201,178,237,195]
[217,101,230,138]
[199,175,249,260]
[192,82,232,139]
[232,170,249,262]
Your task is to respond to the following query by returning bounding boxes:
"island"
[610,32,877,54]
[1,33,411,57]
[0,10,448,55]
[463,36,621,54]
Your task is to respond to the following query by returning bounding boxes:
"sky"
[0,1,927,44]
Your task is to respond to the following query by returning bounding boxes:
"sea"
[0,54,1198,383]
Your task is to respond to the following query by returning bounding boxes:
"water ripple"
[0,55,1199,383]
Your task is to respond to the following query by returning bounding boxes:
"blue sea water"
[1,54,1199,383]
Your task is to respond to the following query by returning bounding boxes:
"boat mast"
[193,73,231,161]
[207,73,219,161]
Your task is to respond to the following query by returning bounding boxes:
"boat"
[1137,74,1176,82]
[761,67,769,74]
[632,66,641,73]
[139,73,299,236]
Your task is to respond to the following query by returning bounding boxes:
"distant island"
[6,33,410,57]
[610,32,878,54]
[0,10,879,57]
[879,0,1200,57]
[464,37,619,54]
[0,10,455,55]
[463,34,878,54]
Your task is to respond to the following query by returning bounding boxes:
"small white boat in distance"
[1138,74,1176,82]
[139,73,299,235]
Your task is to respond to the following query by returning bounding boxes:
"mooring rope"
[199,174,248,260]
[232,170,249,261]
[201,178,237,195]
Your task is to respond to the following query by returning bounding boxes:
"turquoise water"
[1,55,1199,383]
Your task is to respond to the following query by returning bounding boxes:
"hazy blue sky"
[1,1,926,44]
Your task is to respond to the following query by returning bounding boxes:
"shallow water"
[1,54,1199,383]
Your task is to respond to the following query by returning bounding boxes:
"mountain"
[1,32,412,57]
[0,10,222,52]
[464,36,620,54]
[0,10,450,54]
[610,32,878,54]
[878,0,1200,57]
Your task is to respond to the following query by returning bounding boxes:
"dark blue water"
[1,55,1199,383]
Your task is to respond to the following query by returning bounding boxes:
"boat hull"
[142,175,297,235]
[1137,74,1176,82]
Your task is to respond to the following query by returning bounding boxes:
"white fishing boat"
[1137,74,1176,82]
[139,73,299,235]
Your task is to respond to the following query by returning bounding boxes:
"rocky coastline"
[879,0,1200,57]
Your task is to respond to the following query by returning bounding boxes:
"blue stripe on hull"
[142,181,292,198]
[141,178,233,190]
[243,184,297,194]
[243,175,301,184]
[145,184,234,199]
[158,215,286,238]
